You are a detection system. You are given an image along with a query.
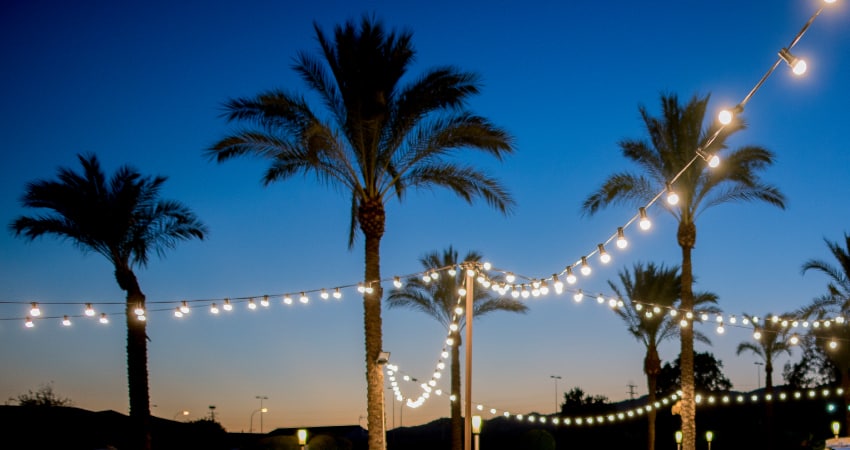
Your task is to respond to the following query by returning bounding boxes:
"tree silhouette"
[10,154,206,450]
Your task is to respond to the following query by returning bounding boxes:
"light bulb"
[333,288,342,299]
[830,340,838,349]
[573,289,583,302]
[565,267,577,284]
[261,295,270,307]
[779,48,807,76]
[718,109,733,125]
[616,227,628,249]
[790,334,800,345]
[223,299,233,311]
[299,292,309,304]
[180,301,190,314]
[521,285,530,298]
[580,257,591,276]
[597,244,611,264]
[393,277,402,288]
[639,207,651,230]
[448,266,457,276]
[430,271,439,281]
[455,306,464,315]
[666,182,679,205]
[210,303,219,314]
[753,330,762,340]
[25,316,34,328]
[62,315,71,326]
[283,295,293,305]
[552,274,564,294]
[134,305,145,316]
[84,303,95,316]
[30,302,41,317]
[99,313,109,324]
[174,308,184,318]
[458,287,467,296]
[505,272,516,283]
[358,283,367,293]
[708,154,720,168]
[320,289,329,300]
[248,299,256,310]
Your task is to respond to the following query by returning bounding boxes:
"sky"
[1,0,849,433]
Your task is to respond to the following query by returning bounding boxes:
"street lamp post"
[675,430,682,450]
[250,408,268,433]
[472,415,482,450]
[297,428,308,450]
[754,362,764,389]
[706,431,714,450]
[173,410,189,421]
[549,375,562,413]
[255,395,269,433]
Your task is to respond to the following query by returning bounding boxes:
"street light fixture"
[249,407,268,433]
[706,430,714,450]
[675,430,683,450]
[833,421,841,439]
[472,415,482,450]
[297,428,308,450]
[549,375,562,414]
[255,395,269,433]
[173,410,189,420]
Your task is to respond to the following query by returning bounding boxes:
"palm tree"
[735,314,793,392]
[582,93,785,450]
[207,17,514,450]
[10,154,207,450]
[607,262,717,450]
[801,233,850,432]
[387,246,527,450]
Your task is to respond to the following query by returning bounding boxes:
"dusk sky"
[2,0,849,433]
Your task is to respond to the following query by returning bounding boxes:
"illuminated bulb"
[653,306,661,314]
[789,334,799,345]
[680,319,689,328]
[511,288,520,299]
[392,277,402,288]
[261,295,270,307]
[430,270,439,281]
[530,284,540,297]
[482,262,492,270]
[179,301,190,314]
[716,315,724,323]
[62,315,71,326]
[686,311,693,319]
[448,266,457,276]
[730,315,737,324]
[446,337,454,346]
[365,284,374,294]
[830,340,838,350]
[718,109,733,125]
[248,299,257,310]
[358,283,367,293]
[635,303,643,311]
[565,267,577,284]
[573,289,584,302]
[506,272,516,283]
[701,313,709,321]
[666,182,679,205]
[421,273,431,283]
[30,302,41,317]
[639,207,652,230]
[553,275,564,294]
[134,305,145,316]
[320,289,329,300]
[449,323,459,332]
[137,314,146,322]
[580,257,591,276]
[458,287,467,296]
[223,299,233,311]
[174,308,184,318]
[717,325,725,334]
[99,313,109,324]
[283,295,293,305]
[442,351,449,359]
[210,303,219,314]
[597,244,610,264]
[539,281,549,295]
[779,48,807,75]
[84,303,95,317]
[616,227,628,249]
[608,298,618,308]
[333,288,342,299]
[437,362,445,370]
[25,316,34,328]
[455,307,463,316]
[669,309,677,317]
[299,292,309,304]
[596,294,605,304]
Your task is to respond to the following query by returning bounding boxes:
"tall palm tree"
[582,93,785,450]
[801,233,850,432]
[207,17,515,450]
[735,313,793,392]
[607,262,717,450]
[10,153,207,450]
[387,246,528,450]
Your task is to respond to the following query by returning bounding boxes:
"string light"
[30,302,41,317]
[565,267,577,284]
[99,313,109,324]
[210,303,219,314]
[261,295,270,307]
[616,227,628,249]
[84,303,95,317]
[580,257,591,276]
[25,316,34,328]
[62,315,71,326]
[299,292,309,304]
[320,289,329,300]
[638,207,651,230]
[666,182,679,205]
[223,299,233,311]
[248,298,257,310]
[597,244,611,264]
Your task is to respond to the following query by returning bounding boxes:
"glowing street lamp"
[297,429,308,450]
[706,430,714,450]
[472,415,482,450]
[249,407,268,433]
[833,421,841,439]
[173,410,189,420]
[675,430,683,450]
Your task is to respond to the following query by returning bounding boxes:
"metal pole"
[754,362,763,389]
[256,395,268,433]
[550,375,562,413]
[464,265,474,450]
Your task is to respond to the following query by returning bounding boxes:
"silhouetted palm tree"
[801,233,850,432]
[608,262,717,450]
[582,93,785,450]
[736,314,792,392]
[387,247,527,450]
[10,154,207,450]
[207,17,514,450]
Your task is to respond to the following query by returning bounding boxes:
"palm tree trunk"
[116,267,151,450]
[360,199,386,450]
[764,361,775,449]
[645,345,661,450]
[678,220,697,450]
[451,330,462,450]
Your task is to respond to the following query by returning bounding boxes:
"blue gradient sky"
[1,0,849,432]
